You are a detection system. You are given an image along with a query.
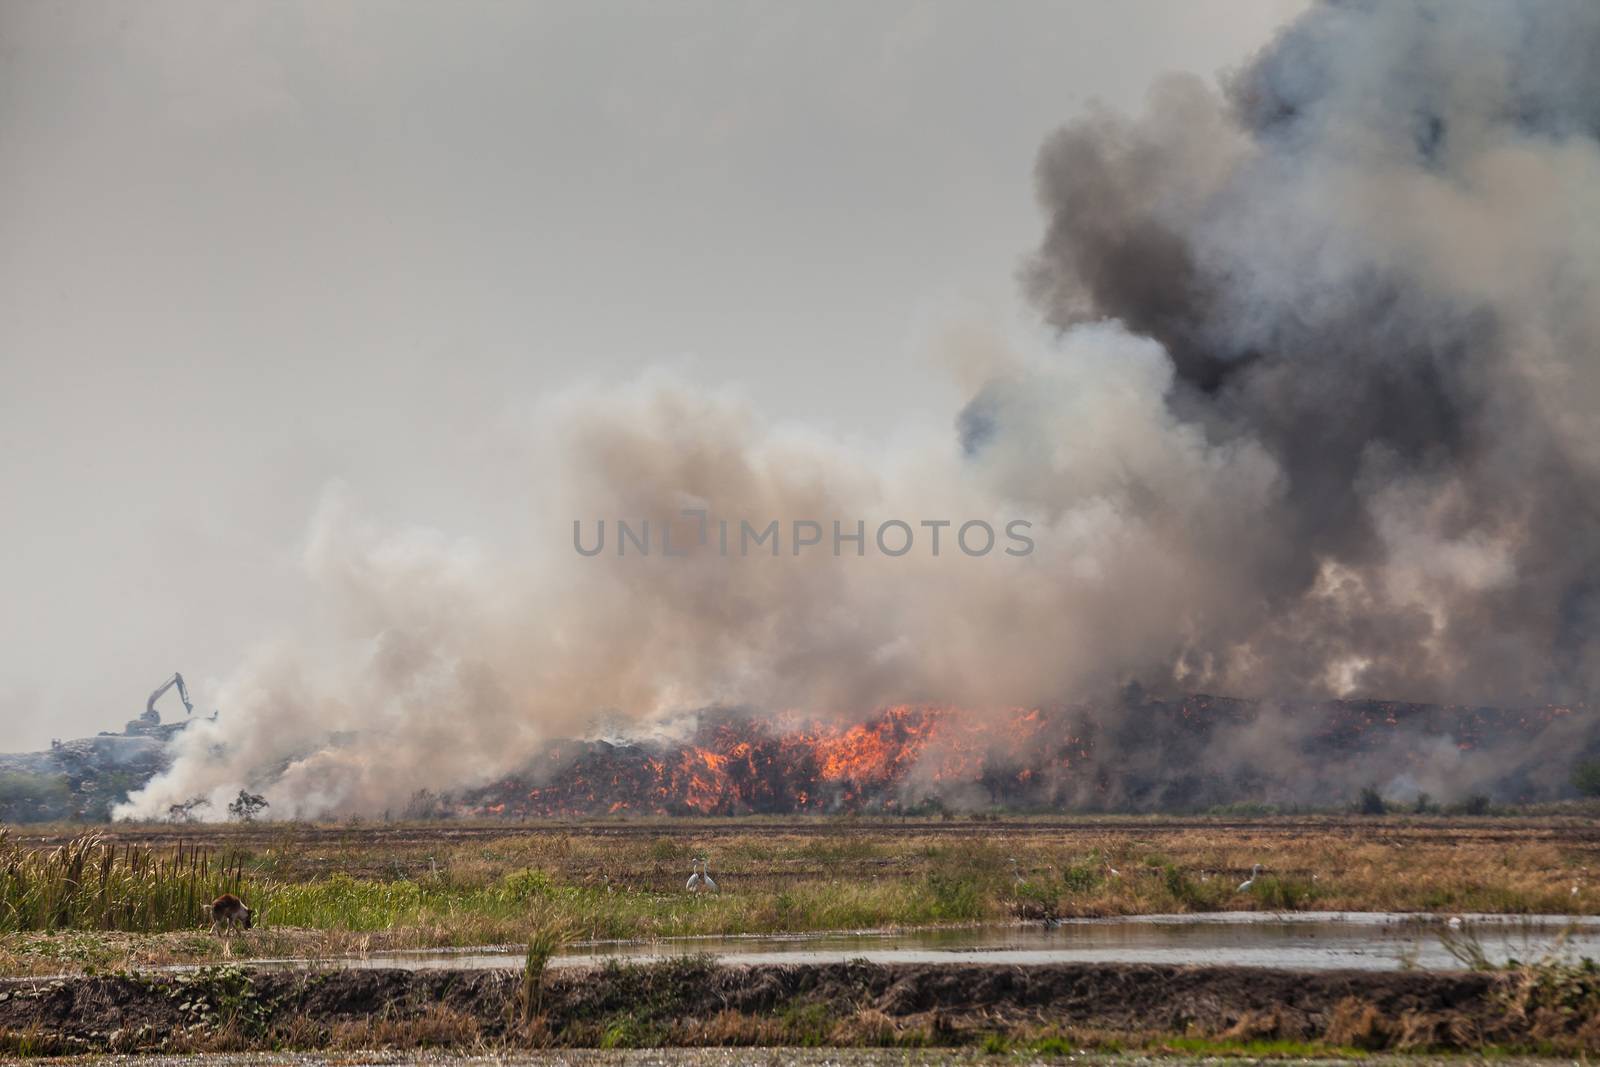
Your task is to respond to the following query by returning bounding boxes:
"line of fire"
[468,696,1585,818]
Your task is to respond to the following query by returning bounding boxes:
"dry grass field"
[1,813,1597,975]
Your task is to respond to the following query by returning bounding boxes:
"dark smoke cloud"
[121,0,1600,818]
[1004,0,1600,705]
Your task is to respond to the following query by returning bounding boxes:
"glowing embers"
[470,696,1582,816]
[491,704,1068,816]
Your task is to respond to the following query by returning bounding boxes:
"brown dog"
[207,893,253,934]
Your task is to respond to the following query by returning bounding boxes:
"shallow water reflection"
[240,912,1600,973]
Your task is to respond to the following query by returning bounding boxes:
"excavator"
[97,672,213,740]
[140,672,194,728]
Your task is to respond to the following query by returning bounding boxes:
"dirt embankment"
[0,960,1589,1055]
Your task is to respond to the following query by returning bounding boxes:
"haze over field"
[6,2,1599,819]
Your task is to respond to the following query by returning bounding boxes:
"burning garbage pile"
[470,705,1079,816]
[468,695,1595,816]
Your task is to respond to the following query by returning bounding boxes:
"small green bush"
[1250,874,1316,910]
[499,868,555,903]
[923,871,982,921]
[1357,786,1387,815]
[1061,861,1102,893]
[1572,760,1600,797]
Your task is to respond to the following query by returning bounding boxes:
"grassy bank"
[0,815,1595,974]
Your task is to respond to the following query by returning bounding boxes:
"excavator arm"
[144,672,195,724]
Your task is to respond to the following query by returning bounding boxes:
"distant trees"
[403,788,447,820]
[1356,786,1495,816]
[1356,785,1387,815]
[166,796,208,823]
[227,789,269,822]
[0,771,71,823]
[1572,760,1600,797]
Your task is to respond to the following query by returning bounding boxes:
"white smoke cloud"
[121,0,1600,818]
[122,323,1272,818]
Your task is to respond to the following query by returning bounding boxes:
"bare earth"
[30,1051,1584,1067]
[0,961,1576,1055]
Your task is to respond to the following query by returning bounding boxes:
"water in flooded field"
[239,912,1600,973]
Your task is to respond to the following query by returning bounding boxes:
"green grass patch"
[1159,1035,1367,1057]
[1249,874,1319,910]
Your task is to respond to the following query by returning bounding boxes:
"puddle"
[231,912,1600,973]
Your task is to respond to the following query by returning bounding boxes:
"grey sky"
[1,1,1303,750]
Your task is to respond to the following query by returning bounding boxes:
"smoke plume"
[121,0,1600,819]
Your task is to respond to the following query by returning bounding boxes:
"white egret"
[1237,864,1263,892]
[686,858,704,893]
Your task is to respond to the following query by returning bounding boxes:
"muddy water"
[239,912,1600,973]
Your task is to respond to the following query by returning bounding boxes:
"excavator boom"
[145,672,195,721]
